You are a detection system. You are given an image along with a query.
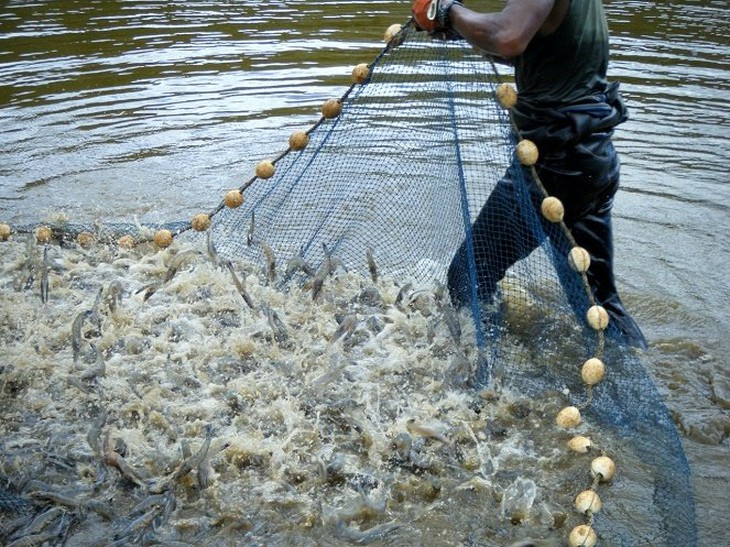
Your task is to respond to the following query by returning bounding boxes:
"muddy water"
[0,234,695,546]
[0,1,728,545]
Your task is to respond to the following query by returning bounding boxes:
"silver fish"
[106,280,124,312]
[508,540,560,547]
[141,283,160,303]
[260,241,276,284]
[330,313,358,343]
[102,431,147,488]
[312,354,349,388]
[262,304,288,343]
[395,282,413,309]
[80,344,106,381]
[334,519,400,545]
[285,252,315,279]
[71,310,93,363]
[390,432,412,461]
[164,249,199,283]
[225,261,254,309]
[149,425,213,494]
[365,247,378,283]
[6,532,59,547]
[444,351,471,389]
[27,490,85,510]
[406,418,451,445]
[206,229,221,267]
[197,457,215,490]
[23,268,35,292]
[90,286,104,331]
[17,505,65,537]
[312,243,334,300]
[112,506,160,542]
[246,211,255,246]
[40,245,49,304]
[128,493,170,516]
[87,409,108,455]
[137,250,191,302]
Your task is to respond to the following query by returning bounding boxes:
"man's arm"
[449,0,558,59]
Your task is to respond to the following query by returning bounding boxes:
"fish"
[27,490,84,510]
[262,304,288,343]
[101,431,147,488]
[312,243,334,300]
[40,245,49,304]
[311,276,326,301]
[334,519,400,545]
[128,493,171,516]
[330,313,358,343]
[406,418,451,445]
[246,211,255,246]
[112,507,160,543]
[13,505,65,539]
[163,249,199,283]
[365,247,378,283]
[139,250,199,303]
[285,250,315,279]
[312,354,350,388]
[155,489,177,529]
[141,283,159,303]
[260,241,276,284]
[80,344,106,381]
[23,268,36,292]
[433,280,447,302]
[24,490,111,522]
[105,280,124,313]
[508,540,560,547]
[87,409,108,455]
[206,229,221,267]
[149,425,213,494]
[197,457,215,490]
[390,432,412,461]
[395,282,413,309]
[225,261,255,309]
[90,286,104,331]
[71,310,93,363]
[329,254,346,274]
[444,351,471,389]
[6,532,59,547]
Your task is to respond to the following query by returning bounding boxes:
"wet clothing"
[448,0,648,348]
[514,0,610,109]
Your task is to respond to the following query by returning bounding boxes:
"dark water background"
[1,0,728,544]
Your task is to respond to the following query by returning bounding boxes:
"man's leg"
[448,163,541,307]
[567,199,648,349]
[537,137,648,349]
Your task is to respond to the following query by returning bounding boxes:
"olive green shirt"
[515,0,610,108]
[511,0,627,151]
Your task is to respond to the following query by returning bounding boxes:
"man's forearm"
[449,0,556,59]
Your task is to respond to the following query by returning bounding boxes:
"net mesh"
[1,21,697,547]
[209,24,696,545]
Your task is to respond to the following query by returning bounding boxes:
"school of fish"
[1,231,609,546]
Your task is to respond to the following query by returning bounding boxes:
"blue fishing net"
[210,23,697,546]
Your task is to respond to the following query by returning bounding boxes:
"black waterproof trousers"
[447,132,648,349]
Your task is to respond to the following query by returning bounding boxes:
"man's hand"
[412,0,461,33]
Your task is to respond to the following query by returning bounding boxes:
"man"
[412,0,648,349]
